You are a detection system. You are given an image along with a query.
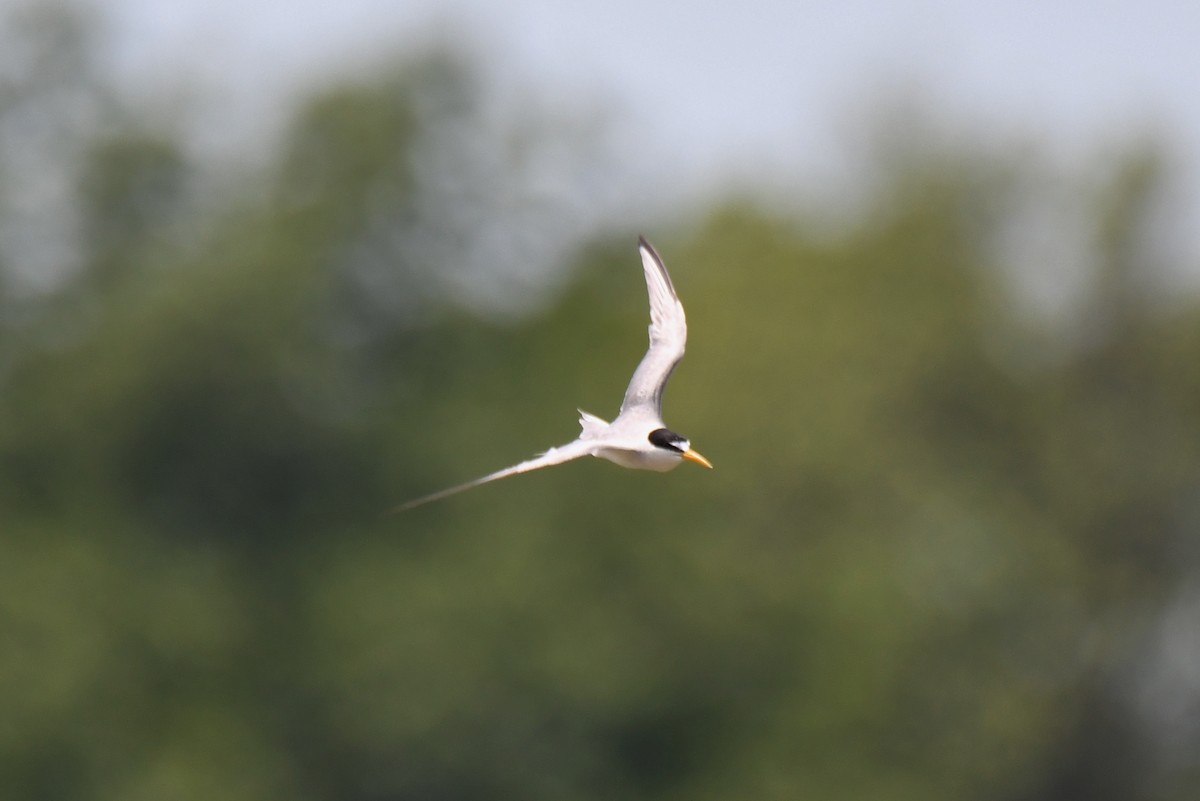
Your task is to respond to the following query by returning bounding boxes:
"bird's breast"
[594,446,681,472]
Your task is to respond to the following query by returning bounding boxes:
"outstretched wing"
[393,438,594,512]
[619,237,688,417]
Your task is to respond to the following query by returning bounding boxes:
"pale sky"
[97,0,1200,270]
[101,1,1200,168]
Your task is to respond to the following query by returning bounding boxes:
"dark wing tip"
[636,235,677,296]
[637,234,658,259]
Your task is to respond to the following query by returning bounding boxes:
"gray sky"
[102,1,1200,160]
[99,0,1200,263]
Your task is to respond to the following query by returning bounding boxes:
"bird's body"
[577,411,681,472]
[396,236,710,511]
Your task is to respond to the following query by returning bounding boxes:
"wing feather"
[619,237,687,416]
[393,438,594,511]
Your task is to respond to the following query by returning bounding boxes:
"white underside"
[593,444,682,472]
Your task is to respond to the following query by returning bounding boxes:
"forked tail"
[577,410,609,439]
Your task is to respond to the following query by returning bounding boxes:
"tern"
[396,236,712,511]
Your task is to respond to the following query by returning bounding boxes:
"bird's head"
[648,428,713,469]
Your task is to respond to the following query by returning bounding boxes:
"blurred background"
[2,1,1199,799]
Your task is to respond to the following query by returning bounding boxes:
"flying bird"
[396,236,711,511]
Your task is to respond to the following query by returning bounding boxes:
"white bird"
[395,236,712,511]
